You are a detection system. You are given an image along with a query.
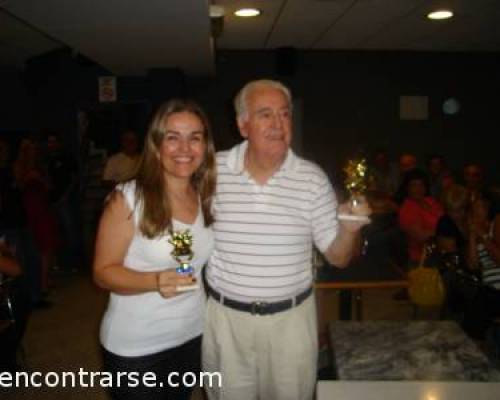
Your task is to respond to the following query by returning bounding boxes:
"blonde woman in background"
[462,196,500,340]
[436,184,468,256]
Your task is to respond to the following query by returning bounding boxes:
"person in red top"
[398,169,443,263]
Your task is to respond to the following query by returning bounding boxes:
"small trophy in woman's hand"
[169,230,199,292]
[338,158,371,222]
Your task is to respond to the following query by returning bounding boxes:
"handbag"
[408,265,446,306]
[407,241,446,306]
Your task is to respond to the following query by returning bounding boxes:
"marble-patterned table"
[329,320,500,381]
[316,381,500,400]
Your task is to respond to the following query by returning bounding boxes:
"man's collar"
[226,140,298,175]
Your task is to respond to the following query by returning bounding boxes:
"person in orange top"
[398,169,443,264]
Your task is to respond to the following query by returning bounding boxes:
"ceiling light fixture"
[427,10,453,20]
[209,5,225,38]
[209,5,225,18]
[234,8,261,18]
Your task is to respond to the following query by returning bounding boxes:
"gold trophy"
[168,229,199,292]
[338,158,371,222]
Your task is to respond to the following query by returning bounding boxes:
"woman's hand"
[157,270,197,298]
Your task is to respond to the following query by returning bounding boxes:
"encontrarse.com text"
[0,369,222,389]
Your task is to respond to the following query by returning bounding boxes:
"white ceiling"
[1,0,499,76]
[1,0,214,76]
[0,9,61,68]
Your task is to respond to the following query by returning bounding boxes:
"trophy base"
[176,266,194,275]
[176,284,199,292]
[338,214,370,222]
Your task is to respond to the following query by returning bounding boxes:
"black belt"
[206,285,313,316]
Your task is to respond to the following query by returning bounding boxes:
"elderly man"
[202,79,370,400]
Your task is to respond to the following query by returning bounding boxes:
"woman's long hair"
[394,168,430,205]
[133,99,216,238]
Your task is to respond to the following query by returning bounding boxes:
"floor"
[1,272,434,399]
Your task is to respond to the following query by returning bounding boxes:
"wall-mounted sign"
[399,96,428,120]
[98,76,117,103]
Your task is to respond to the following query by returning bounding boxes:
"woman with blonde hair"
[436,184,468,255]
[398,169,443,264]
[467,197,500,286]
[462,196,500,340]
[94,99,216,400]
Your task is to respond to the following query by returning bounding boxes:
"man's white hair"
[234,79,292,120]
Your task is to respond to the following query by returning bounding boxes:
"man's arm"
[324,226,360,268]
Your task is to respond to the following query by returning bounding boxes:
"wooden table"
[315,261,408,320]
[315,278,408,320]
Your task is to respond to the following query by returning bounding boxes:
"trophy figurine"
[338,158,371,222]
[168,229,199,292]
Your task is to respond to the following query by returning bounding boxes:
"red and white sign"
[98,76,117,103]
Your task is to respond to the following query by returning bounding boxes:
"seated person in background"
[463,162,484,202]
[427,154,455,201]
[393,153,418,202]
[467,197,500,287]
[102,129,140,188]
[366,189,398,215]
[463,162,500,216]
[436,184,468,257]
[369,149,398,197]
[399,153,417,174]
[398,169,443,265]
[435,185,469,317]
[462,196,500,339]
[363,190,406,267]
[463,162,488,202]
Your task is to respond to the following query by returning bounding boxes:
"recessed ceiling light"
[234,8,261,18]
[427,10,453,20]
[209,5,225,18]
[443,98,460,115]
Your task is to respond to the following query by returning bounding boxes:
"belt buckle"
[251,301,269,315]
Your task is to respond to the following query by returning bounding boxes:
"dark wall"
[0,49,186,156]
[0,49,110,156]
[191,50,500,184]
[1,49,499,183]
[0,67,34,133]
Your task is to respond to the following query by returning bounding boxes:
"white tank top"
[99,181,214,357]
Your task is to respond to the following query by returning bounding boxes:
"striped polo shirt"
[206,141,339,302]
